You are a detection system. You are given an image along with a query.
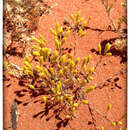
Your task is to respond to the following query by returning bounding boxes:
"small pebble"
[103,62,107,65]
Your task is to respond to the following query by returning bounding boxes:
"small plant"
[107,103,112,111]
[101,0,127,55]
[101,0,116,31]
[97,42,112,56]
[100,126,105,130]
[64,11,87,36]
[4,11,127,129]
[7,16,96,120]
[63,11,88,57]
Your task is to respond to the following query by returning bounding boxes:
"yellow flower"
[29,85,35,89]
[66,26,70,31]
[78,28,83,36]
[59,69,63,76]
[83,64,87,73]
[57,84,62,92]
[71,107,75,112]
[40,72,45,77]
[87,55,92,62]
[82,57,88,65]
[73,103,78,107]
[70,61,75,70]
[66,115,71,119]
[57,64,61,69]
[36,65,43,72]
[70,14,74,22]
[79,17,84,23]
[57,81,62,86]
[77,78,81,84]
[55,38,61,50]
[60,55,66,64]
[73,69,78,74]
[49,67,55,75]
[82,100,88,104]
[51,80,55,86]
[67,58,72,65]
[69,54,74,60]
[3,61,8,70]
[89,67,94,73]
[76,11,81,21]
[68,96,73,102]
[20,68,24,71]
[24,61,32,70]
[52,50,59,60]
[84,86,95,93]
[104,43,111,54]
[39,34,45,43]
[111,122,116,126]
[100,126,105,130]
[64,66,68,72]
[56,21,60,32]
[80,31,86,37]
[81,21,87,27]
[106,52,112,56]
[75,57,80,64]
[50,28,57,36]
[61,37,66,45]
[118,121,123,125]
[44,69,50,77]
[51,87,56,94]
[57,27,63,35]
[88,76,93,80]
[82,79,87,86]
[25,55,30,62]
[64,94,68,98]
[8,71,13,76]
[33,51,40,56]
[40,56,43,65]
[107,104,112,111]
[57,91,61,96]
[59,96,63,103]
[32,37,41,44]
[65,30,70,37]
[98,43,102,54]
[70,42,74,47]
[42,96,47,103]
[9,63,13,69]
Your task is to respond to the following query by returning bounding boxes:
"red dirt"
[4,0,127,130]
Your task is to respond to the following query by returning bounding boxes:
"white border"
[0,0,128,129]
[0,0,3,129]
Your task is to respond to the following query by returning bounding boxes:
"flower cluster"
[17,20,96,119]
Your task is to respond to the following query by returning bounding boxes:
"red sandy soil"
[4,0,127,130]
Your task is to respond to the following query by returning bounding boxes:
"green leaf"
[64,17,69,22]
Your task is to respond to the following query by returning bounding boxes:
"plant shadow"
[90,37,127,63]
[11,75,71,129]
[32,101,70,129]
